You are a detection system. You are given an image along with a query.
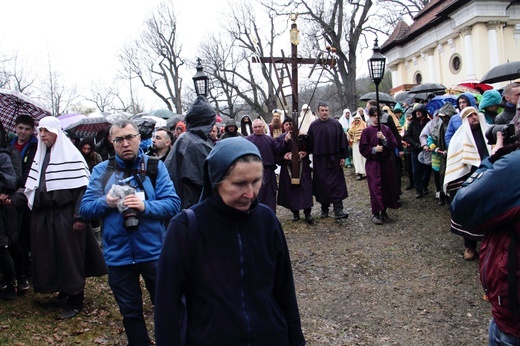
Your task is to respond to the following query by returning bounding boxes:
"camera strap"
[102,156,159,200]
[133,161,148,199]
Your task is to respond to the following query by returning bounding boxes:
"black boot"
[320,205,329,218]
[304,213,314,225]
[60,291,84,319]
[291,211,300,221]
[0,282,17,301]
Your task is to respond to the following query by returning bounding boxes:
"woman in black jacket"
[155,137,305,346]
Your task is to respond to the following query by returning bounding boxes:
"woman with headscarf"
[24,116,106,319]
[155,137,305,346]
[240,114,253,136]
[348,114,367,180]
[78,137,102,172]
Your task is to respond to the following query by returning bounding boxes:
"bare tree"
[118,1,185,113]
[199,35,245,118]
[40,58,77,116]
[199,0,287,121]
[378,0,429,25]
[0,54,38,93]
[84,83,117,113]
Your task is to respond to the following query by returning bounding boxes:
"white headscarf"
[299,104,315,133]
[443,108,491,193]
[339,108,351,130]
[24,116,90,209]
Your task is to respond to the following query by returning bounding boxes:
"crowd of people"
[0,81,519,344]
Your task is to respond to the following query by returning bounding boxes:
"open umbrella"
[57,113,87,130]
[425,95,458,116]
[410,92,430,101]
[65,117,112,139]
[105,112,133,124]
[408,83,446,94]
[0,89,51,133]
[480,61,520,84]
[394,91,409,103]
[457,80,493,93]
[359,91,396,104]
[166,114,185,130]
[150,109,176,119]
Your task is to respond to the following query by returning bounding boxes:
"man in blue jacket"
[80,119,180,346]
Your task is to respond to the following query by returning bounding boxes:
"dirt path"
[281,167,490,345]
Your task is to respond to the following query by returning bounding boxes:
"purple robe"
[274,133,313,211]
[307,118,348,204]
[359,124,400,214]
[246,134,277,212]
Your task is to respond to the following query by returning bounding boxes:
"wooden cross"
[252,14,335,184]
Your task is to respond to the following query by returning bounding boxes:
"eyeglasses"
[112,133,140,145]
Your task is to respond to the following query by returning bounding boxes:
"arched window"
[414,72,422,84]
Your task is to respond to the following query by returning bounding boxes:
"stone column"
[461,26,475,80]
[486,21,501,69]
[424,49,436,82]
[389,65,398,87]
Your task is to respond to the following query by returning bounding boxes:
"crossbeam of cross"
[252,18,334,184]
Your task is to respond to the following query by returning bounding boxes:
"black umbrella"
[359,91,395,104]
[408,83,446,94]
[480,61,520,84]
[394,91,409,103]
[410,92,431,101]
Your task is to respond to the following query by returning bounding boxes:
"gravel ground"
[280,166,490,346]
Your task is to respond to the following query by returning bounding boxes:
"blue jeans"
[108,261,157,346]
[489,318,520,346]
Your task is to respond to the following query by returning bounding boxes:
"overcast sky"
[1,0,226,106]
[2,0,373,112]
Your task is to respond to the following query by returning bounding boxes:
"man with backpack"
[451,130,520,345]
[80,119,180,346]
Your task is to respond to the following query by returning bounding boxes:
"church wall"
[385,0,520,94]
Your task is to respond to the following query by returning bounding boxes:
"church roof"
[380,0,471,53]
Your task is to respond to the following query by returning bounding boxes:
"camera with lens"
[122,207,139,231]
[108,184,140,232]
[485,123,518,145]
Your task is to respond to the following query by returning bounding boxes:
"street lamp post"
[367,39,386,131]
[193,58,209,97]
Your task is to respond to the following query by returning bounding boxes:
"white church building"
[380,0,520,94]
